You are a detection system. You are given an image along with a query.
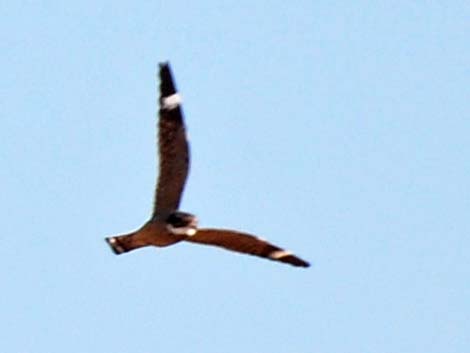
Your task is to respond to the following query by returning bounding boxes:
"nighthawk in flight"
[105,63,310,268]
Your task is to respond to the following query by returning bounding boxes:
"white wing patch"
[269,250,293,260]
[162,93,182,110]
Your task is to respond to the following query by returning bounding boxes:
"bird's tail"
[105,233,143,255]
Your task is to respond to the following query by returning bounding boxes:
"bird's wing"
[153,62,190,216]
[185,228,310,268]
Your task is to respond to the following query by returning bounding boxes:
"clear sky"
[2,1,469,352]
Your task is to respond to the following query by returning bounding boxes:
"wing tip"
[280,254,311,268]
[159,61,177,97]
[268,249,310,268]
[159,61,170,70]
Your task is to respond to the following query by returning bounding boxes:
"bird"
[105,62,310,268]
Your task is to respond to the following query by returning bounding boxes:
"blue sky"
[1,1,469,352]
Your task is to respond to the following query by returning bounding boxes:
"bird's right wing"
[185,228,310,268]
[153,63,190,216]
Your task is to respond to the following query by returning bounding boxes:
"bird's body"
[105,62,310,268]
[107,221,185,253]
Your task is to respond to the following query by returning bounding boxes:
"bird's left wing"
[185,229,310,268]
[153,63,190,216]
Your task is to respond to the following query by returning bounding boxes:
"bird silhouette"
[105,63,310,268]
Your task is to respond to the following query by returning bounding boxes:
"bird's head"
[165,211,198,236]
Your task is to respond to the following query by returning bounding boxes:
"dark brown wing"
[185,229,310,268]
[153,63,190,216]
